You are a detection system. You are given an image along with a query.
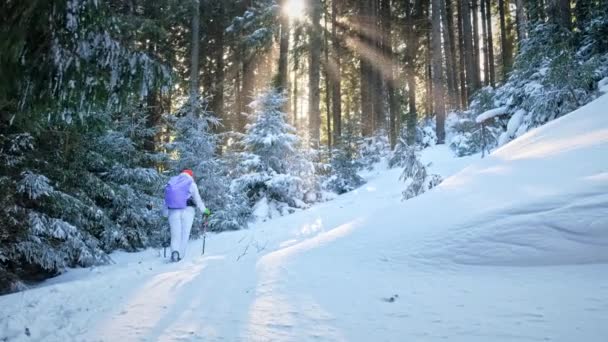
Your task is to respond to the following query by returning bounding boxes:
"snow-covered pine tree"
[233,89,306,220]
[0,0,170,294]
[399,145,442,200]
[325,121,366,194]
[450,10,608,155]
[165,98,250,232]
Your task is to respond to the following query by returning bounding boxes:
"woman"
[164,169,210,261]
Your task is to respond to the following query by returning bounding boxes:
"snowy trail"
[2,95,608,341]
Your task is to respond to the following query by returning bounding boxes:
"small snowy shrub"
[399,145,442,200]
[359,131,390,170]
[325,122,366,194]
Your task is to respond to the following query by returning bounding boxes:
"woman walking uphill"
[164,169,211,262]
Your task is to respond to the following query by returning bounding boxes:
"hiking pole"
[201,214,209,255]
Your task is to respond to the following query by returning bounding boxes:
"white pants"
[168,207,195,259]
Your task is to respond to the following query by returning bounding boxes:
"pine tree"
[233,89,308,220]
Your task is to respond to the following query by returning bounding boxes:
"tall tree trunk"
[432,0,446,144]
[277,0,290,94]
[441,0,458,109]
[480,0,489,85]
[189,0,200,103]
[548,0,572,30]
[359,0,374,137]
[372,0,385,134]
[461,0,477,98]
[381,0,397,147]
[445,0,460,108]
[457,0,468,106]
[405,0,424,144]
[324,1,332,150]
[498,0,514,79]
[426,27,433,116]
[515,0,527,43]
[309,0,322,146]
[210,1,225,129]
[331,0,342,144]
[238,58,255,133]
[471,0,481,89]
[485,0,496,87]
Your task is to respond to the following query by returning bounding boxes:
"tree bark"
[471,0,481,89]
[441,0,458,110]
[324,1,332,150]
[331,0,342,144]
[485,0,496,87]
[461,0,477,98]
[498,0,513,79]
[189,0,200,103]
[309,0,322,146]
[277,0,290,96]
[480,0,489,85]
[372,0,385,134]
[381,0,398,148]
[359,0,374,137]
[405,0,424,144]
[515,0,527,43]
[432,0,446,144]
[210,0,225,128]
[445,0,460,108]
[457,0,468,106]
[548,0,572,30]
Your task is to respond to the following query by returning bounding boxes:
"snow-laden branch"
[475,106,508,123]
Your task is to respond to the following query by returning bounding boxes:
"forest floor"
[1,95,608,342]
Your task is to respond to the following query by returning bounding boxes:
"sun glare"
[284,0,305,20]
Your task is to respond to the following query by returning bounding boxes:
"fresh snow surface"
[599,77,608,93]
[2,96,608,341]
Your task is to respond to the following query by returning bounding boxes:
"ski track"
[2,95,608,342]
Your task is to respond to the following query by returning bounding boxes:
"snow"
[475,106,508,123]
[599,77,608,93]
[2,96,608,341]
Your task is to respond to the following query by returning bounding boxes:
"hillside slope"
[1,96,607,342]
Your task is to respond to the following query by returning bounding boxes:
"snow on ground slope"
[1,95,608,341]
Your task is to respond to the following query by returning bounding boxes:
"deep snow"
[1,95,608,342]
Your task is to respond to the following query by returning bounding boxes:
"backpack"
[164,174,193,209]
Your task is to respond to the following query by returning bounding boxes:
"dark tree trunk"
[331,0,342,144]
[324,1,332,150]
[515,0,527,43]
[381,0,398,147]
[445,0,461,108]
[480,0,489,85]
[457,0,468,106]
[309,0,322,146]
[441,0,458,109]
[461,0,477,98]
[372,0,385,134]
[432,0,446,143]
[485,0,496,87]
[498,0,514,78]
[189,0,200,102]
[277,0,290,96]
[359,0,374,137]
[471,0,481,89]
[548,0,572,30]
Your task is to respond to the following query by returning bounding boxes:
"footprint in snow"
[382,294,399,303]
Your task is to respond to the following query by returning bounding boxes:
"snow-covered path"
[2,95,608,341]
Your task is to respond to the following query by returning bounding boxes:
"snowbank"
[375,94,608,266]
